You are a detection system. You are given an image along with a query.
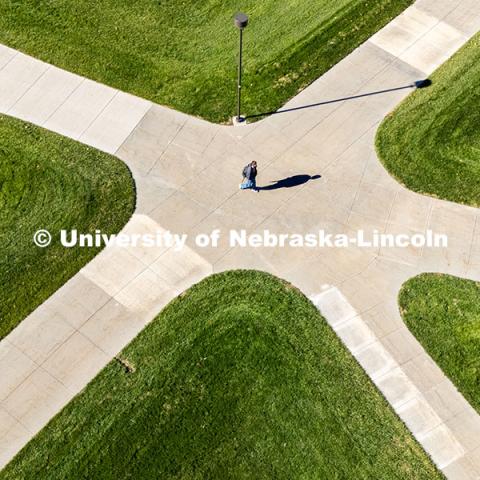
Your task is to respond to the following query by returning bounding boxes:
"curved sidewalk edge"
[0,0,479,477]
[311,287,480,478]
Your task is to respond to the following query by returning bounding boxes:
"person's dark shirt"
[247,165,257,180]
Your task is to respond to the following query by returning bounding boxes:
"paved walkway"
[0,0,479,477]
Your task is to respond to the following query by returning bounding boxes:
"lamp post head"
[234,12,248,29]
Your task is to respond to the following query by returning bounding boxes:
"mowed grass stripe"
[376,33,480,207]
[0,0,412,123]
[0,115,135,338]
[400,274,480,414]
[1,271,441,479]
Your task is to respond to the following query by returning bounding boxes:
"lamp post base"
[232,115,247,126]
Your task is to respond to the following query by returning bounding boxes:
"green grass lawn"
[0,0,411,123]
[0,115,135,339]
[400,274,480,413]
[376,33,480,207]
[1,271,441,479]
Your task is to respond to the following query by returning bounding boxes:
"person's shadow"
[258,174,321,191]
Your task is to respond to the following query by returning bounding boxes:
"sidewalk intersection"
[0,0,479,477]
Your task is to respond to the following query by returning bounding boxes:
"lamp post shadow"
[246,79,432,120]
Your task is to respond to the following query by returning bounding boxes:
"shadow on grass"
[246,79,432,120]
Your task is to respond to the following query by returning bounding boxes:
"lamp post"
[234,12,248,123]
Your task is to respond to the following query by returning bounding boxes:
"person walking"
[239,161,258,191]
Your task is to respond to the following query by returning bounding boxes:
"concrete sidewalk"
[0,0,479,477]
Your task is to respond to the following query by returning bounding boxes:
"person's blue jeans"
[241,178,256,190]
